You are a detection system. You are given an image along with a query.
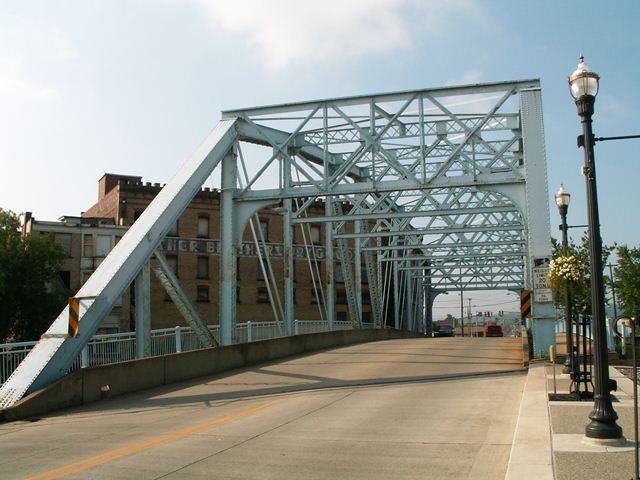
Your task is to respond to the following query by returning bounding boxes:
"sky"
[0,0,638,320]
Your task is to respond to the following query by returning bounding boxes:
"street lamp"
[568,55,623,441]
[555,184,574,375]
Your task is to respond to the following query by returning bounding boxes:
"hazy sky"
[1,0,638,319]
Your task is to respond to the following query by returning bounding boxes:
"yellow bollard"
[549,345,557,395]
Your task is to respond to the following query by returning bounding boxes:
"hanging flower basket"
[548,255,584,292]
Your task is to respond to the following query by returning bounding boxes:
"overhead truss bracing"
[224,80,545,301]
[0,79,553,407]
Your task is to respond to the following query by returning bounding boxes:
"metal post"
[559,206,574,375]
[576,94,623,440]
[325,195,334,330]
[607,264,618,325]
[393,253,400,330]
[283,198,294,335]
[417,275,425,334]
[220,149,237,346]
[354,221,362,318]
[247,321,252,343]
[406,268,414,331]
[135,261,151,359]
[467,298,472,337]
[632,318,638,480]
[175,326,182,353]
[460,275,464,337]
[81,346,89,369]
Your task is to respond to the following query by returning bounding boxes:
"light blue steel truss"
[0,80,553,409]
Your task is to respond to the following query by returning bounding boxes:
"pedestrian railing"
[0,320,371,385]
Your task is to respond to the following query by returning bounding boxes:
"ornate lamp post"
[568,55,623,441]
[555,185,573,375]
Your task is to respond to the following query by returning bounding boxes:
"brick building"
[28,173,372,332]
[24,214,129,334]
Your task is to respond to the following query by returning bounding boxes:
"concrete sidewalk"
[506,362,639,480]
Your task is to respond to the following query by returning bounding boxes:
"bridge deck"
[0,337,526,480]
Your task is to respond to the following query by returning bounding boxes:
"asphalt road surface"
[0,337,526,480]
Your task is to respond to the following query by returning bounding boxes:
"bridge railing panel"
[1,320,369,385]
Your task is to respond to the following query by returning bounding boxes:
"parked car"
[485,324,504,337]
[434,325,454,337]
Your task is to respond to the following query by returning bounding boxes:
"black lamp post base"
[585,398,624,440]
[585,420,623,440]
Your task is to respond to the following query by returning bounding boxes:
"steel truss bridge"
[0,79,554,409]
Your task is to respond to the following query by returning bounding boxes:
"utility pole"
[607,263,618,322]
[459,265,464,337]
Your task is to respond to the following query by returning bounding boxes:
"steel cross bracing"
[0,80,553,408]
[150,251,217,348]
[330,199,361,329]
[223,79,551,341]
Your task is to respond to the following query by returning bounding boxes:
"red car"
[485,325,503,337]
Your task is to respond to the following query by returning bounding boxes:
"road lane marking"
[24,402,271,480]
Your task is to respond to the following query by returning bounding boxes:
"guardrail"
[0,320,369,385]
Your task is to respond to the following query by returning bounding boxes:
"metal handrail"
[0,320,367,385]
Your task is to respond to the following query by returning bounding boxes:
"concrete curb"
[505,363,554,480]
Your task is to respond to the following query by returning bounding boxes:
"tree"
[614,245,640,317]
[0,209,66,341]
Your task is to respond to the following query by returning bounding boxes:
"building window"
[197,256,209,279]
[197,285,210,303]
[336,263,345,283]
[54,233,72,257]
[337,311,348,322]
[257,258,265,280]
[165,255,178,276]
[83,234,94,257]
[167,221,179,237]
[236,286,241,304]
[310,289,321,305]
[259,220,268,241]
[257,287,269,303]
[197,215,209,238]
[165,255,179,299]
[96,235,111,257]
[336,289,347,304]
[134,209,144,221]
[310,225,321,245]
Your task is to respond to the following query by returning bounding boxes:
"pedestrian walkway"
[507,361,638,480]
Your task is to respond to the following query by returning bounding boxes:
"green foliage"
[0,209,67,341]
[614,245,640,317]
[550,232,614,314]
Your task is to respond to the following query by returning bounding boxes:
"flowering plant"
[547,255,584,292]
